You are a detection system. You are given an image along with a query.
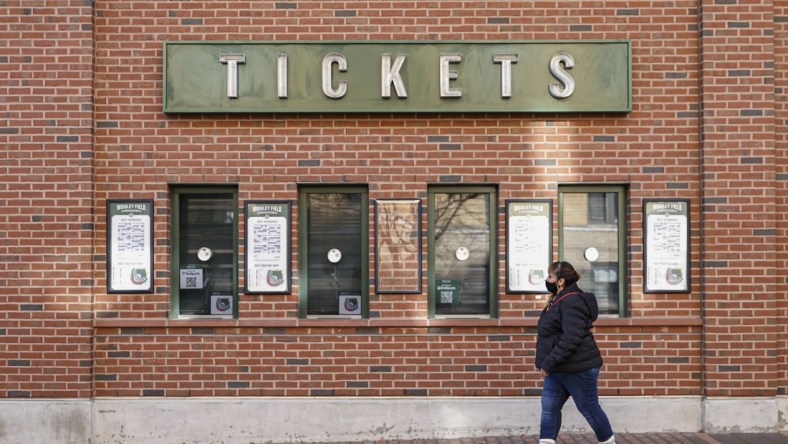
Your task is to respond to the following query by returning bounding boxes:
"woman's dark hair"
[549,261,581,287]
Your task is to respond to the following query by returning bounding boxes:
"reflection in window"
[430,189,496,316]
[560,188,625,315]
[588,192,618,224]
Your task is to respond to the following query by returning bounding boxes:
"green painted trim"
[488,190,499,318]
[617,188,627,317]
[297,196,308,319]
[297,186,369,319]
[557,184,628,317]
[427,185,498,318]
[170,192,181,318]
[164,40,631,114]
[169,186,239,319]
[427,192,436,319]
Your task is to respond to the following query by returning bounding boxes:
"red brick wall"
[0,1,95,398]
[699,0,778,397]
[3,0,782,400]
[775,2,788,397]
[89,0,705,398]
[92,325,701,397]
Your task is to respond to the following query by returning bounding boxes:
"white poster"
[245,202,290,293]
[108,201,153,293]
[645,201,689,292]
[507,201,552,293]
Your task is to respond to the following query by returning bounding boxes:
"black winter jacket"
[535,283,603,374]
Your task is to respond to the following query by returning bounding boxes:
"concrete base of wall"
[0,396,785,443]
[702,397,782,433]
[0,400,91,444]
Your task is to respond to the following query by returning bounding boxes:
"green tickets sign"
[164,41,631,113]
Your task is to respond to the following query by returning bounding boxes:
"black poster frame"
[244,200,292,295]
[106,199,154,294]
[505,199,553,294]
[643,198,691,293]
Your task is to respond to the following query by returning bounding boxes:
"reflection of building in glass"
[561,192,620,314]
[433,191,492,315]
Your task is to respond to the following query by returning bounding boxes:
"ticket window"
[558,185,626,316]
[428,186,497,318]
[298,187,368,318]
[171,187,238,318]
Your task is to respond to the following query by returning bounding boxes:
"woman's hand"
[540,369,550,378]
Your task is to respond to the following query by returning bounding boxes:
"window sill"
[94,316,702,329]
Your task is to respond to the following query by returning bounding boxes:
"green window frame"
[427,185,498,318]
[558,184,627,317]
[298,186,369,318]
[170,186,239,319]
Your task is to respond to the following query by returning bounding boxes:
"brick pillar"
[0,2,95,398]
[776,5,788,397]
[699,0,778,397]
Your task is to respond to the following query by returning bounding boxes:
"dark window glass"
[177,193,235,316]
[588,193,606,222]
[305,193,364,316]
[588,192,618,224]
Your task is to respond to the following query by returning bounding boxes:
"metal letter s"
[548,52,576,99]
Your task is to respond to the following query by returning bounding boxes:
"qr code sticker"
[180,269,203,289]
[440,291,453,304]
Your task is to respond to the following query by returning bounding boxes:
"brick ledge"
[94,316,702,329]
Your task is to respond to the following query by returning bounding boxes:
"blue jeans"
[539,367,614,442]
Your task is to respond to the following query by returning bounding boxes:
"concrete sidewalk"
[276,433,788,444]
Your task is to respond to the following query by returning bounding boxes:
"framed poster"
[506,199,552,293]
[644,199,690,293]
[107,199,154,293]
[244,201,291,294]
[374,199,422,294]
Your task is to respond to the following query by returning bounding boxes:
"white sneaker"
[599,435,615,444]
[539,440,556,444]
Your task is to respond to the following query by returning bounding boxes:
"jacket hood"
[582,291,599,322]
[563,283,599,321]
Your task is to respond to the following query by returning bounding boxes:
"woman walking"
[536,261,615,444]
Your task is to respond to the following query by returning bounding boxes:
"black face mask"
[545,279,558,295]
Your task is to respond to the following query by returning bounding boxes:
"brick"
[2,0,785,403]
